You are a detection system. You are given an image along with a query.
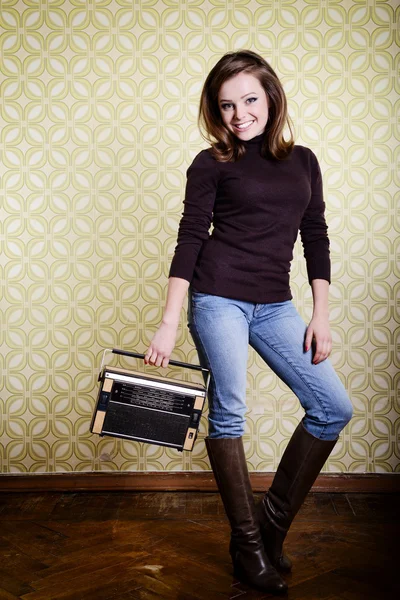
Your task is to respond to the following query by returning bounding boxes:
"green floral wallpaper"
[0,0,398,474]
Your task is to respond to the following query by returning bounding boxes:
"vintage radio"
[90,348,211,452]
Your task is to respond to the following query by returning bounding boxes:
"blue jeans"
[187,288,353,441]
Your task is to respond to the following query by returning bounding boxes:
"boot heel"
[256,498,293,572]
[229,537,288,595]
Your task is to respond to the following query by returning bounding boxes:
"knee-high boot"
[205,436,288,595]
[256,419,339,572]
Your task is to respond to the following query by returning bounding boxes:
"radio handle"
[98,348,211,393]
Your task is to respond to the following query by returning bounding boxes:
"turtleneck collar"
[242,132,265,146]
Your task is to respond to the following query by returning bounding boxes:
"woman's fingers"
[144,348,155,365]
[144,349,170,367]
[313,338,331,364]
[144,323,177,367]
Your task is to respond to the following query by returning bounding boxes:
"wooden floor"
[0,491,398,600]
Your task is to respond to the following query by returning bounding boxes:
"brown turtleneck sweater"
[168,132,330,303]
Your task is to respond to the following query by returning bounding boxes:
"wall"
[0,0,398,474]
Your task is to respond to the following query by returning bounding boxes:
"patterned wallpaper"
[0,0,398,475]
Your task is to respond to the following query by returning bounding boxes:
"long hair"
[198,50,295,162]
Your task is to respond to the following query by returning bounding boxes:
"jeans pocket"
[191,291,224,311]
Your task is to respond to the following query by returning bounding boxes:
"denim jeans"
[187,288,353,441]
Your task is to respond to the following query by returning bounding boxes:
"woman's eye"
[221,97,257,110]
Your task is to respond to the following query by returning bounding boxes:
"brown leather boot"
[205,436,288,596]
[256,419,339,572]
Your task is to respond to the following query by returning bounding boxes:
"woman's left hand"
[305,315,332,364]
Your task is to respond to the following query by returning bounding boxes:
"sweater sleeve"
[168,149,219,283]
[299,149,331,285]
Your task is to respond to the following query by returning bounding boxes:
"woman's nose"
[235,108,248,120]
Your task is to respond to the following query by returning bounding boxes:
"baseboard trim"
[0,472,399,493]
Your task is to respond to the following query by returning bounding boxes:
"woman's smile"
[233,120,255,131]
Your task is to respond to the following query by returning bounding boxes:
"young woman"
[144,50,353,596]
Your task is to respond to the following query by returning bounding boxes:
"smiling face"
[218,72,269,140]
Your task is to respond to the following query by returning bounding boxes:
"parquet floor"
[0,491,398,600]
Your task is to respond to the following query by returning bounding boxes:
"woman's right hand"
[144,322,178,368]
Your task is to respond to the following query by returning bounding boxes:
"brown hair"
[198,50,295,162]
